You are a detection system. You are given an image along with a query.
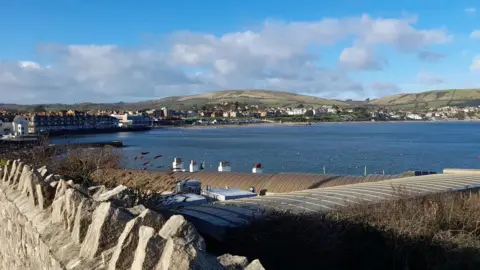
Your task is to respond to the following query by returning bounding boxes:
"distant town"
[1,102,479,138]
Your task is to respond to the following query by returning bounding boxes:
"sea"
[51,122,480,176]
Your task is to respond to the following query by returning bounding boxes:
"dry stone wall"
[0,159,264,270]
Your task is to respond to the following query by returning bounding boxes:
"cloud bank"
[0,14,453,104]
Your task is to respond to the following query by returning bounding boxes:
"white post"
[189,160,198,172]
[323,165,326,175]
[382,169,385,175]
[364,166,367,176]
[172,158,184,172]
[218,161,231,172]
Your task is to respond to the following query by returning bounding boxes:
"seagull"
[141,152,150,155]
[153,155,162,159]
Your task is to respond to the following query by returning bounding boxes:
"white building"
[12,116,29,136]
[406,114,423,120]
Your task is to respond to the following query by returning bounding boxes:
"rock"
[16,165,31,190]
[245,259,265,270]
[37,166,48,177]
[55,180,68,200]
[72,198,97,244]
[7,160,17,183]
[131,226,166,270]
[1,160,11,182]
[66,180,75,187]
[88,185,107,198]
[35,180,56,209]
[51,195,66,224]
[11,161,25,185]
[44,174,55,184]
[95,185,138,207]
[108,209,166,270]
[64,189,88,231]
[79,202,133,259]
[127,205,147,216]
[156,237,223,270]
[159,215,206,251]
[20,166,38,206]
[217,254,249,270]
[50,181,59,188]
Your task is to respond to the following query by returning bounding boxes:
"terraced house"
[29,110,119,133]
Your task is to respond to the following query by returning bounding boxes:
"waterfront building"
[0,118,13,136]
[30,112,119,133]
[110,113,151,127]
[13,116,29,136]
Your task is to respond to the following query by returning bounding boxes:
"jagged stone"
[37,166,48,177]
[21,166,38,206]
[159,215,206,251]
[1,160,10,182]
[55,180,68,200]
[44,174,55,184]
[11,161,25,186]
[131,226,166,270]
[127,205,148,216]
[79,202,134,259]
[7,160,17,183]
[66,180,75,187]
[64,188,88,232]
[95,185,138,207]
[50,181,59,188]
[217,254,249,270]
[88,185,107,198]
[16,164,30,190]
[108,209,166,270]
[245,259,265,270]
[35,175,55,210]
[51,195,66,224]
[156,237,224,270]
[72,198,98,244]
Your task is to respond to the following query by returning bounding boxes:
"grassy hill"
[0,90,347,112]
[133,89,347,109]
[370,89,480,109]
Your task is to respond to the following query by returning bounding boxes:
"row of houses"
[1,111,152,137]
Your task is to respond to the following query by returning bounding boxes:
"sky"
[1,0,480,104]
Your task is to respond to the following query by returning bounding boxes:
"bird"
[143,161,150,166]
[141,152,150,155]
[153,155,162,159]
[157,165,164,168]
[133,156,138,160]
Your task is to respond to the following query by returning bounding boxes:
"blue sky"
[1,0,480,103]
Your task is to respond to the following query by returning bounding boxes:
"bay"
[51,122,480,175]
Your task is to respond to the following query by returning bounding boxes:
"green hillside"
[369,89,480,108]
[133,89,347,109]
[0,89,346,112]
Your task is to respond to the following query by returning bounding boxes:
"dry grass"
[211,192,480,270]
[91,168,177,193]
[0,138,122,186]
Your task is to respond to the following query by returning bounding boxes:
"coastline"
[155,119,480,130]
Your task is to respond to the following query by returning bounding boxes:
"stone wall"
[0,160,264,270]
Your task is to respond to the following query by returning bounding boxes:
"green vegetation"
[370,89,480,108]
[212,192,480,270]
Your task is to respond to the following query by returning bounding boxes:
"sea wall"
[0,159,263,270]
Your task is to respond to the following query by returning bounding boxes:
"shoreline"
[154,119,480,130]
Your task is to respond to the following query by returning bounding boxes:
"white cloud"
[470,55,480,72]
[465,7,476,13]
[339,46,385,70]
[0,14,451,103]
[416,70,444,85]
[470,30,480,39]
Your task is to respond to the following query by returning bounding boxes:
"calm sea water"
[51,122,480,175]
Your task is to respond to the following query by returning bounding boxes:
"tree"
[297,103,305,108]
[33,105,46,113]
[234,101,239,110]
[365,98,371,102]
